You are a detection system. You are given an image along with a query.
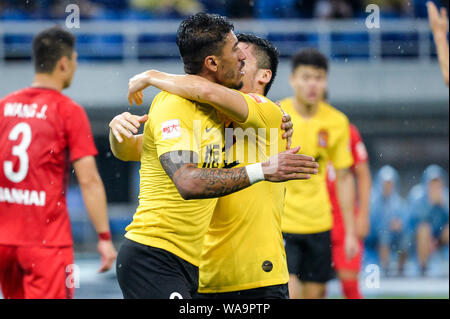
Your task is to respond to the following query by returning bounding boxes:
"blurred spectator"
[49,0,102,19]
[225,0,254,18]
[368,165,410,276]
[131,0,203,18]
[314,0,354,19]
[254,0,300,18]
[363,0,413,17]
[409,165,449,276]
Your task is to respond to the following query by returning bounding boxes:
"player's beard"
[232,80,244,90]
[223,61,244,90]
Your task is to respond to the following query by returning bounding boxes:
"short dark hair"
[32,26,75,74]
[291,48,328,73]
[237,33,279,96]
[177,12,234,75]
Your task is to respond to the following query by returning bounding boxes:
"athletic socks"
[341,279,362,299]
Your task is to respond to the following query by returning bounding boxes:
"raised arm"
[160,146,318,200]
[128,70,249,122]
[427,1,449,86]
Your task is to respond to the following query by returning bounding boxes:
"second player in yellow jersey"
[281,97,353,235]
[199,91,289,293]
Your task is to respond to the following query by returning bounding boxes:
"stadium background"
[0,0,448,298]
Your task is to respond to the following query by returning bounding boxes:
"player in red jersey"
[0,27,117,299]
[327,124,372,299]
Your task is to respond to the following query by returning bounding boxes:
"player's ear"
[204,55,219,73]
[258,69,272,85]
[58,56,70,73]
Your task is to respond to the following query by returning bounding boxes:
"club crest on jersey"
[318,129,328,148]
[161,119,181,140]
[247,93,267,104]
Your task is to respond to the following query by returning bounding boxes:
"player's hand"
[97,239,117,273]
[355,212,370,240]
[109,112,148,143]
[344,233,360,261]
[128,71,152,106]
[281,112,293,150]
[261,146,319,182]
[427,1,448,36]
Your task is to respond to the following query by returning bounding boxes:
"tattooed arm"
[160,151,250,199]
[160,146,319,200]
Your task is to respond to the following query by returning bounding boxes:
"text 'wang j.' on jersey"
[0,88,98,247]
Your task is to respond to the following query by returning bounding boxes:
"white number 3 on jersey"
[4,122,32,183]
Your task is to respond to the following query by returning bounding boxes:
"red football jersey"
[327,124,368,241]
[0,87,98,247]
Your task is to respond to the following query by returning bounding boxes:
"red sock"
[341,279,362,299]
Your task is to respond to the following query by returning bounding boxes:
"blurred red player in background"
[327,124,372,299]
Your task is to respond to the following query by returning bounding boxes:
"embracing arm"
[160,152,250,199]
[160,146,318,200]
[128,70,249,122]
[109,112,147,162]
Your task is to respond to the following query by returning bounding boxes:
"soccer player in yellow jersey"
[125,34,310,299]
[280,48,360,299]
[110,14,318,299]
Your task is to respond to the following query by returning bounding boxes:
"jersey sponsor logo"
[0,187,46,206]
[161,119,181,140]
[3,102,48,120]
[202,144,221,168]
[318,129,328,148]
[247,93,267,104]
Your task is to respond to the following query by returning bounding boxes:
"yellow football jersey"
[199,92,289,293]
[125,91,224,266]
[280,97,353,234]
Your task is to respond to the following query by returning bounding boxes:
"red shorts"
[332,237,363,272]
[0,245,74,299]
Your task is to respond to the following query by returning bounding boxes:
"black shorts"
[116,238,199,299]
[283,231,333,283]
[197,284,289,299]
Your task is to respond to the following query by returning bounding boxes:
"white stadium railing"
[0,19,436,62]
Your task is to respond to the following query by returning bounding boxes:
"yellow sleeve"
[149,93,201,157]
[329,116,353,170]
[235,91,283,130]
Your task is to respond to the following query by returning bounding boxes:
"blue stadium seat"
[254,0,300,19]
[331,32,370,60]
[381,32,419,58]
[138,34,179,59]
[0,9,31,20]
[76,34,124,61]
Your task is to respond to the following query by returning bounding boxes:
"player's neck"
[196,70,217,85]
[293,97,319,119]
[31,74,64,92]
[251,84,265,96]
